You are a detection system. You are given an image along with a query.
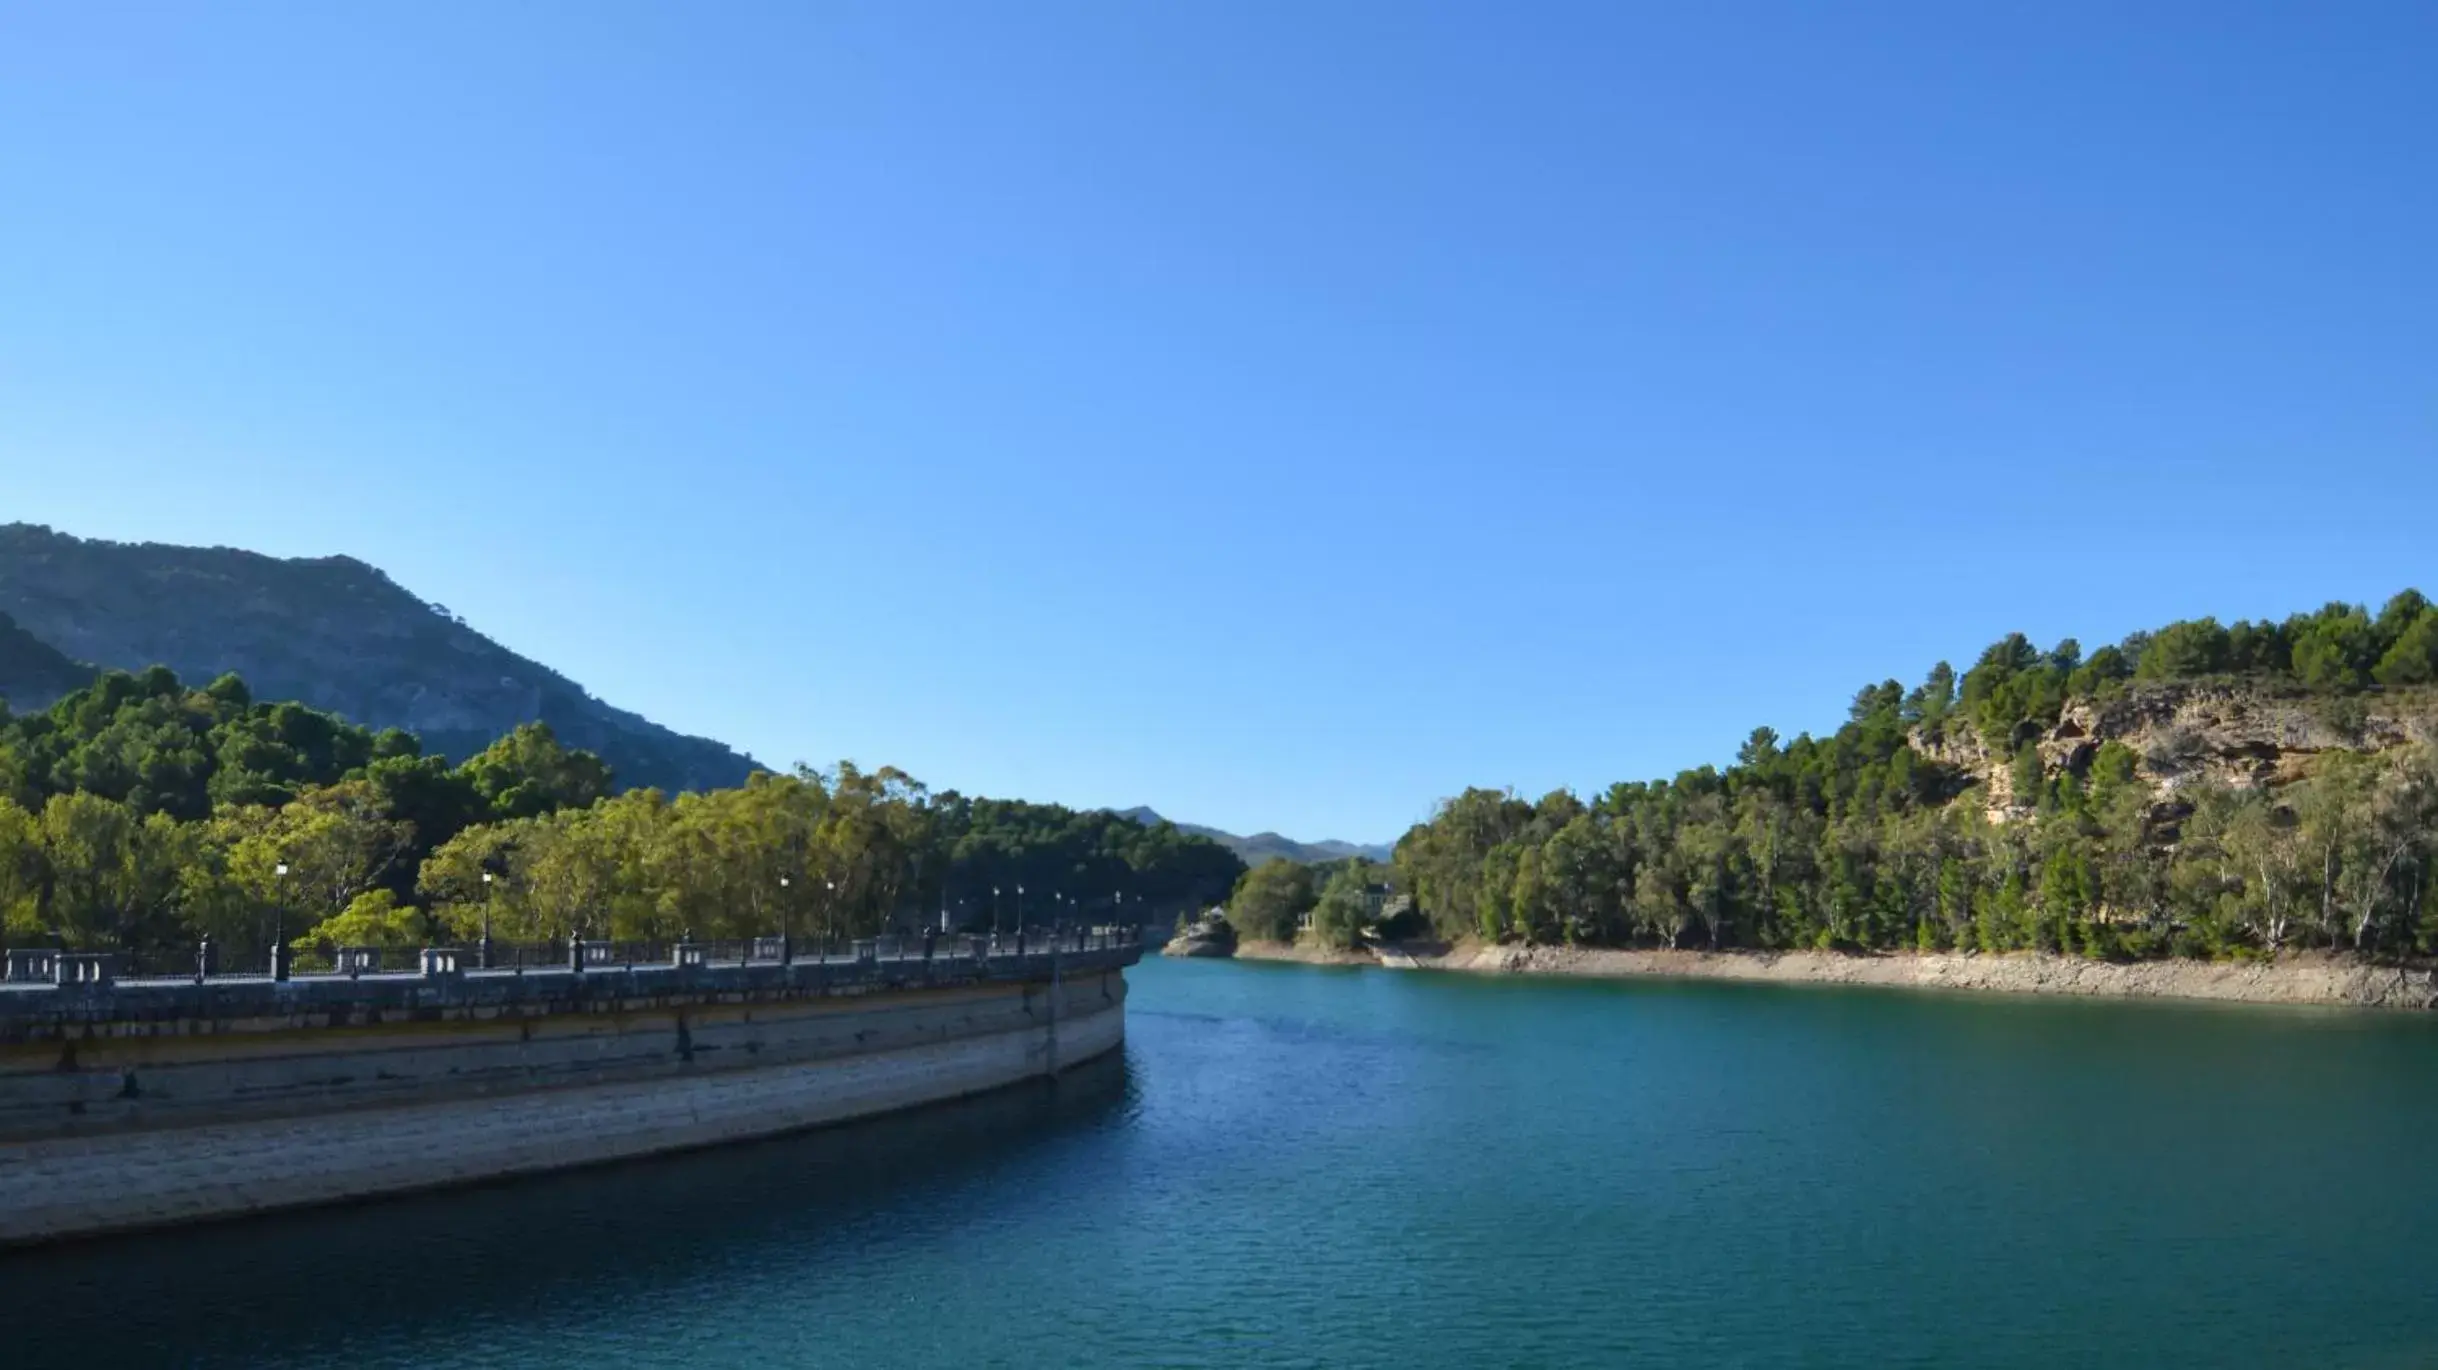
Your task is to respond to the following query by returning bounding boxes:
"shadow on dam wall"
[0,1051,1134,1370]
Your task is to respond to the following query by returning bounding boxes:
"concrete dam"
[0,930,1140,1247]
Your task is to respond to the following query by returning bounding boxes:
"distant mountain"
[0,607,95,713]
[1117,806,1392,867]
[0,524,761,793]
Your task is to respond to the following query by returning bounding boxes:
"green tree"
[2291,606,2377,693]
[461,723,614,820]
[0,797,43,942]
[227,780,416,942]
[2136,618,2230,681]
[294,888,424,952]
[1736,727,1782,768]
[364,753,489,870]
[2373,612,2438,687]
[2009,745,2047,812]
[34,792,186,952]
[2373,590,2431,652]
[1541,813,1623,943]
[1632,862,1686,949]
[1903,662,1957,731]
[1229,859,1316,942]
[1309,860,1376,950]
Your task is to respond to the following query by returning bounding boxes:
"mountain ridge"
[0,607,95,713]
[1117,806,1392,867]
[0,523,761,793]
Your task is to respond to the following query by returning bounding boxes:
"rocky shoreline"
[1221,939,2438,1010]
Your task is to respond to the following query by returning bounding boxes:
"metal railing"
[0,923,1142,993]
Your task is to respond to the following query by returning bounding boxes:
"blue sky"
[3,2,2434,843]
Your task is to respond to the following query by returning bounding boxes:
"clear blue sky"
[3,3,2434,844]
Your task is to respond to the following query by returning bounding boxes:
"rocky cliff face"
[0,525,760,792]
[1911,680,2438,821]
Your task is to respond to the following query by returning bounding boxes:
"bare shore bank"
[1226,939,1377,967]
[1224,938,2438,1010]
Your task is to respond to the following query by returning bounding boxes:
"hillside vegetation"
[0,524,757,793]
[1394,592,2438,962]
[0,667,1242,966]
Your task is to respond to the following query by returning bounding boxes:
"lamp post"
[479,871,496,970]
[1016,884,1026,954]
[824,880,836,963]
[271,861,292,982]
[992,886,1002,936]
[779,875,794,965]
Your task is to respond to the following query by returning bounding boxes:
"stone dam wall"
[0,938,1137,1246]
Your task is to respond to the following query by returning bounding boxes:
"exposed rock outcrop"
[1910,681,2438,822]
[1162,912,1239,958]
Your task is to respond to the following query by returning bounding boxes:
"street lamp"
[271,861,291,982]
[824,880,836,962]
[779,875,793,965]
[479,871,496,969]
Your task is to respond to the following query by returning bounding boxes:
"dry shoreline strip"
[1220,939,2438,1010]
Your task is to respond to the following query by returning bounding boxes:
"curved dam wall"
[0,941,1135,1247]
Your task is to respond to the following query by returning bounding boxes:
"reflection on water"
[2,1054,1129,1370]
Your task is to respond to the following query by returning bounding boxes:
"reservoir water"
[11,956,2438,1368]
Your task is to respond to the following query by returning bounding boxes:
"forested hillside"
[1395,592,2438,961]
[0,524,758,793]
[0,610,92,713]
[0,667,1242,966]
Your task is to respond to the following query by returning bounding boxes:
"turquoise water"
[12,958,2438,1368]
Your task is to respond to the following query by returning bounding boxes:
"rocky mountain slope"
[0,524,759,792]
[0,608,94,713]
[1116,806,1392,866]
[1913,678,2438,820]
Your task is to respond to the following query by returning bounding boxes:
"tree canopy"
[1393,591,2438,962]
[0,667,1243,966]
